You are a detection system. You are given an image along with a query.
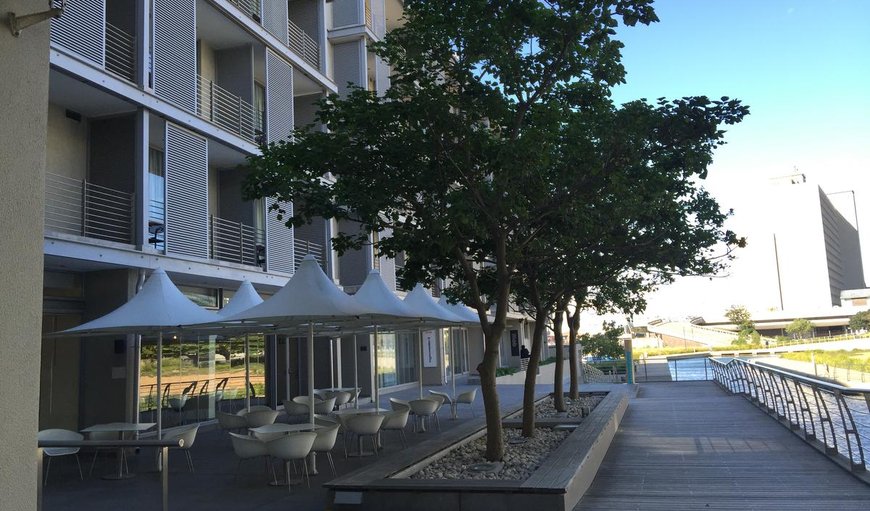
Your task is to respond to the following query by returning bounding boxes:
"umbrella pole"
[308,323,315,425]
[353,334,359,409]
[418,327,424,399]
[373,325,379,409]
[244,334,250,412]
[451,328,456,400]
[285,335,291,403]
[329,338,335,389]
[157,331,162,438]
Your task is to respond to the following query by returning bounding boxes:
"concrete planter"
[327,387,630,511]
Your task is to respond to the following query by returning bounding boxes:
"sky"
[597,0,870,323]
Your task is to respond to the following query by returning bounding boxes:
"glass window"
[376,330,417,389]
[148,147,165,250]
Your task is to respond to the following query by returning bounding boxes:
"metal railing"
[227,0,261,23]
[210,215,264,267]
[710,357,870,482]
[45,173,135,244]
[196,75,262,144]
[364,1,373,29]
[37,438,182,511]
[294,238,325,270]
[105,22,135,82]
[288,19,320,69]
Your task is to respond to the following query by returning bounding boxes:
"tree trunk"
[567,305,580,400]
[521,307,548,437]
[552,309,565,412]
[478,334,504,460]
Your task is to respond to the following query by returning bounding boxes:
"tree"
[849,310,870,332]
[785,318,813,339]
[243,0,746,461]
[581,322,625,359]
[725,305,756,343]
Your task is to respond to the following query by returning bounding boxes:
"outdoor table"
[81,422,156,479]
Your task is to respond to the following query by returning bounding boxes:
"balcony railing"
[288,19,320,69]
[227,0,261,23]
[105,22,135,82]
[45,172,135,244]
[197,75,262,144]
[210,215,265,268]
[294,238,325,271]
[365,2,373,29]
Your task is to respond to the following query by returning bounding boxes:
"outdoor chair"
[380,407,410,448]
[428,390,455,419]
[408,399,440,432]
[229,432,274,483]
[332,391,352,409]
[267,432,317,492]
[242,408,280,428]
[217,411,247,438]
[313,396,337,415]
[311,421,341,476]
[389,397,410,410]
[214,377,229,411]
[293,395,322,405]
[455,389,478,418]
[344,413,385,458]
[282,399,310,423]
[38,429,84,485]
[168,381,197,424]
[425,394,446,430]
[159,424,199,472]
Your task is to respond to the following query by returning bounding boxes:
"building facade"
[35,0,534,434]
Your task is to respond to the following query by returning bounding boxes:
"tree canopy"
[243,0,747,460]
[849,310,870,332]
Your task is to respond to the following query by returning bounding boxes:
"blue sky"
[606,0,870,318]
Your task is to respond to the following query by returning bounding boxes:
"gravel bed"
[409,394,604,481]
[409,427,569,480]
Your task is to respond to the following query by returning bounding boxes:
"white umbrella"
[55,268,217,438]
[220,255,366,425]
[217,281,263,412]
[404,285,464,398]
[347,270,419,409]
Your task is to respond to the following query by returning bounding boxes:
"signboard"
[423,330,438,368]
[510,329,520,356]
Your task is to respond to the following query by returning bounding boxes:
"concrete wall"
[0,5,50,506]
[46,102,88,179]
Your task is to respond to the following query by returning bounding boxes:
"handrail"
[710,357,870,483]
[37,438,182,511]
[288,18,319,68]
[196,75,261,143]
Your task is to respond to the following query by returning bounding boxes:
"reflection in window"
[376,330,417,389]
[138,334,266,424]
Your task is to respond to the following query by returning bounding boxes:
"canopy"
[438,294,482,326]
[55,268,217,336]
[221,255,365,327]
[217,280,263,318]
[349,269,417,322]
[403,284,464,324]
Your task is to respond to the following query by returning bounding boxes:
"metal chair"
[229,432,273,483]
[282,399,310,423]
[38,429,83,485]
[455,389,478,418]
[344,413,386,458]
[429,390,455,419]
[267,432,317,492]
[408,399,440,432]
[380,407,410,448]
[159,424,199,472]
[312,422,341,476]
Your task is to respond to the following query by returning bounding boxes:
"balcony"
[365,1,373,29]
[210,215,265,268]
[197,75,263,144]
[45,173,135,245]
[105,22,136,82]
[294,238,325,271]
[227,0,261,23]
[288,19,320,69]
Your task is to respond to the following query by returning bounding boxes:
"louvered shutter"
[262,0,289,45]
[50,0,105,67]
[265,50,294,143]
[266,198,294,274]
[165,124,209,259]
[153,0,197,112]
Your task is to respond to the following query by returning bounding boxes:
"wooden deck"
[576,381,870,510]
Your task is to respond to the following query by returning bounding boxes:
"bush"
[495,367,518,377]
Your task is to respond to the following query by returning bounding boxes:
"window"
[148,147,165,250]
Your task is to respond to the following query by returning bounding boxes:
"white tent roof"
[221,255,365,327]
[217,280,263,318]
[55,268,217,336]
[438,294,482,325]
[403,284,463,325]
[350,270,417,321]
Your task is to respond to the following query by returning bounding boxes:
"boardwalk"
[576,381,870,510]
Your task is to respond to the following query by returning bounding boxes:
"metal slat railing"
[287,19,319,69]
[710,357,870,482]
[105,22,135,82]
[293,238,325,271]
[210,215,264,267]
[227,0,261,23]
[44,173,134,244]
[196,75,262,144]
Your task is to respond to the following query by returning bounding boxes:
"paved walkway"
[576,381,870,510]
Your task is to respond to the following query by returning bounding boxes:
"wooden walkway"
[576,381,870,510]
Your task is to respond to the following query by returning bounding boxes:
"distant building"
[768,174,864,310]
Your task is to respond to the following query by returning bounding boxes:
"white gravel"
[408,394,604,481]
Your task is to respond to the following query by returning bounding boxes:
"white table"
[248,422,320,440]
[81,422,156,479]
